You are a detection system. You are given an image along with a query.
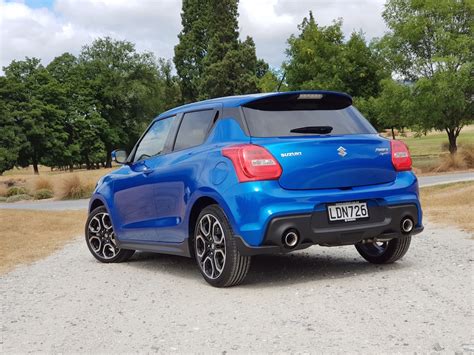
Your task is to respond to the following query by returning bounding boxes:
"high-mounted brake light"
[298,93,323,100]
[390,140,412,171]
[222,144,282,182]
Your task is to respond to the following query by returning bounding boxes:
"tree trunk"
[446,128,458,154]
[391,127,395,139]
[69,164,74,172]
[105,153,112,168]
[32,154,39,175]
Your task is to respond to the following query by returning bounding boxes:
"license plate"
[327,201,369,222]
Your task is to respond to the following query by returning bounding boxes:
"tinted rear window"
[242,106,377,137]
[173,110,216,151]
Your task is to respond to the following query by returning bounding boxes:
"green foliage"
[174,0,210,103]
[381,0,474,152]
[175,0,264,101]
[357,79,412,133]
[2,58,66,174]
[382,0,473,79]
[34,188,54,200]
[6,186,28,197]
[6,194,32,203]
[410,64,473,153]
[0,196,7,202]
[0,77,22,175]
[284,12,388,98]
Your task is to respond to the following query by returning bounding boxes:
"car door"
[149,107,220,243]
[113,115,177,242]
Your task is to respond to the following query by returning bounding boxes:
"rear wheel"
[355,236,411,264]
[85,206,134,263]
[194,205,251,287]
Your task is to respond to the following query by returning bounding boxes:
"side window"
[173,110,216,151]
[133,116,175,162]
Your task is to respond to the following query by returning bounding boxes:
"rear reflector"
[391,140,412,171]
[222,144,282,182]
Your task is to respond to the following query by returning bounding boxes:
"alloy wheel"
[87,212,120,259]
[195,214,226,279]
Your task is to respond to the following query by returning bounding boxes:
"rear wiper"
[290,126,333,134]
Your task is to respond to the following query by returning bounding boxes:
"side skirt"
[117,239,191,258]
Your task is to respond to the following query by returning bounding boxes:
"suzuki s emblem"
[337,146,347,157]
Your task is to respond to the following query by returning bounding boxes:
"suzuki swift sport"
[85,91,423,287]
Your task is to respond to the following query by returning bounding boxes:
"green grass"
[398,128,474,170]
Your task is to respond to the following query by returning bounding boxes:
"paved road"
[0,172,471,211]
[1,221,472,353]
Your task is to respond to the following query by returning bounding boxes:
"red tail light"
[391,140,412,171]
[222,144,282,182]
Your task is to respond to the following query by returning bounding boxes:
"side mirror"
[111,149,128,164]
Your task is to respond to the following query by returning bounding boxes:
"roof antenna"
[276,71,286,92]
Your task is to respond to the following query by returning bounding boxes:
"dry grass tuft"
[433,153,467,172]
[0,210,86,274]
[459,145,474,168]
[59,175,95,200]
[33,177,53,191]
[0,183,8,197]
[420,182,474,233]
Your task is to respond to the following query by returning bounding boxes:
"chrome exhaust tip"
[401,217,414,234]
[282,230,299,248]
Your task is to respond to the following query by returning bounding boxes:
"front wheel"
[194,205,251,287]
[85,206,134,263]
[355,236,411,264]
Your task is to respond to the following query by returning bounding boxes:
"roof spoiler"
[243,91,352,111]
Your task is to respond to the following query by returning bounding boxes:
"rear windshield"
[242,106,377,137]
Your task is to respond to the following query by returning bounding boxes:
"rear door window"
[242,106,377,137]
[173,110,216,151]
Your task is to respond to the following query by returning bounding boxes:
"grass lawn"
[0,210,87,274]
[398,126,474,171]
[420,182,474,235]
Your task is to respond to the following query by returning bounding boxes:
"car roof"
[157,90,352,118]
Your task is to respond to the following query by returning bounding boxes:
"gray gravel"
[1,221,473,353]
[0,172,472,211]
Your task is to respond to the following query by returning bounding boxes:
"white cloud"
[0,0,388,73]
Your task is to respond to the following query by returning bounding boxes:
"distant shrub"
[6,194,32,203]
[60,175,94,199]
[34,188,54,200]
[0,196,7,202]
[6,186,28,197]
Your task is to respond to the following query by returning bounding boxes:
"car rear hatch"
[241,92,396,190]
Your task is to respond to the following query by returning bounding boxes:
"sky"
[0,0,388,73]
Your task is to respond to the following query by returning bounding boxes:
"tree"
[284,13,345,91]
[0,77,23,175]
[79,37,164,166]
[284,13,387,98]
[198,0,259,99]
[381,0,474,153]
[175,0,262,100]
[410,65,473,153]
[364,79,412,138]
[3,58,66,174]
[174,0,210,103]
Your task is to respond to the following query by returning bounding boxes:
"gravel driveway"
[1,221,473,353]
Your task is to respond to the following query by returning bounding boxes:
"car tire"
[85,206,134,263]
[194,204,251,287]
[355,236,411,264]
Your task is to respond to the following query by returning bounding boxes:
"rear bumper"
[220,171,423,248]
[235,203,423,256]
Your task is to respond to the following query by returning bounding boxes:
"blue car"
[85,91,423,287]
